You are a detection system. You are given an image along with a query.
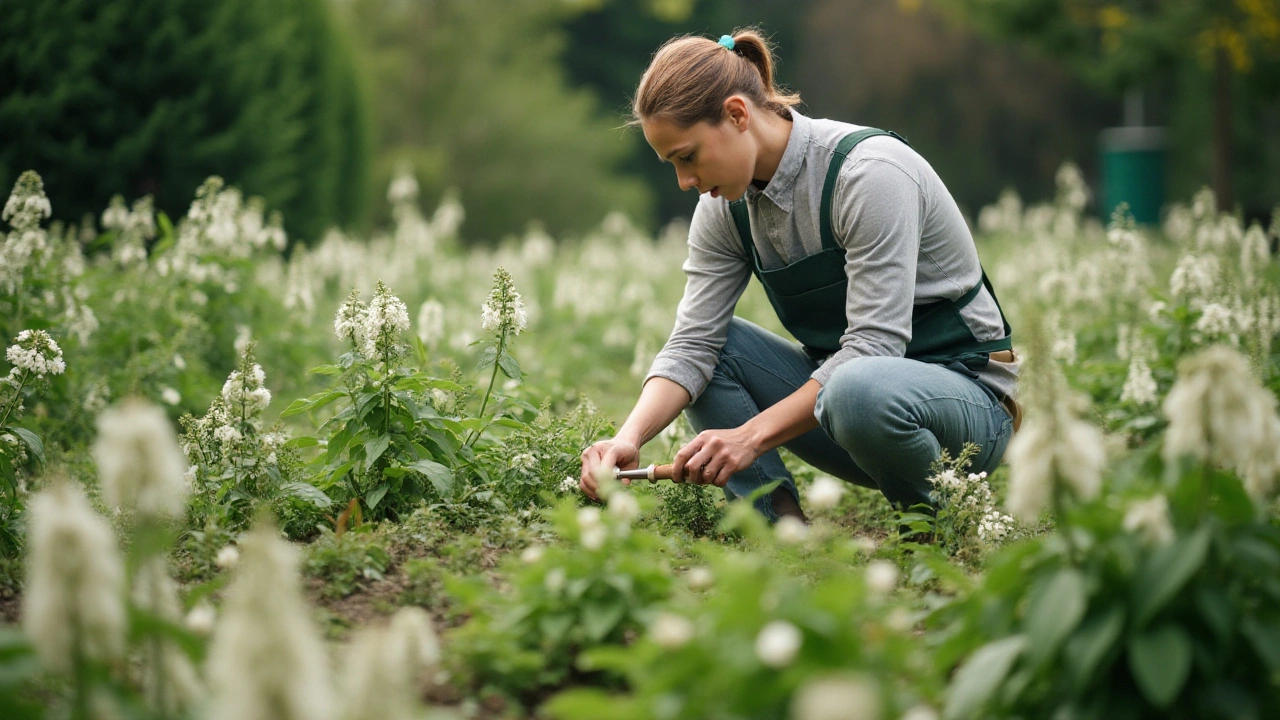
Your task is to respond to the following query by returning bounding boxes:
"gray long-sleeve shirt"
[646,111,1018,403]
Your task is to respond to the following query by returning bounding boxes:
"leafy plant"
[304,526,392,600]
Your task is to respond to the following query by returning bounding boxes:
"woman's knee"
[814,357,909,445]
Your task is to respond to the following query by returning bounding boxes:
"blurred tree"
[340,0,652,242]
[561,0,813,226]
[0,0,370,243]
[935,0,1280,212]
[795,0,1116,217]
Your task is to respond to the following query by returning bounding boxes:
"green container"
[1100,126,1166,225]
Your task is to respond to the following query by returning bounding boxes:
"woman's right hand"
[579,438,640,501]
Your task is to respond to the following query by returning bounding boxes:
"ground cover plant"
[0,164,1276,719]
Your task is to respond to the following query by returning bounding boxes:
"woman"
[579,29,1019,523]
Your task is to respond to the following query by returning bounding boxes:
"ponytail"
[631,27,801,128]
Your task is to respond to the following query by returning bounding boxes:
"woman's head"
[633,29,800,201]
[631,28,800,128]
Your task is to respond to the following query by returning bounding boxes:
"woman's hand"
[579,438,640,500]
[672,427,761,488]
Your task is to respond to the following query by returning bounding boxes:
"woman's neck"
[752,111,793,183]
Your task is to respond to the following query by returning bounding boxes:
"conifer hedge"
[0,0,370,243]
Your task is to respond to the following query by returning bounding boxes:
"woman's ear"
[722,95,750,131]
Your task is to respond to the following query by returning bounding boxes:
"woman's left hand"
[672,427,760,487]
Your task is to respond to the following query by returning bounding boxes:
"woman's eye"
[680,152,695,163]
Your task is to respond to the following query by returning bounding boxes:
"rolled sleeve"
[810,157,922,387]
[645,198,752,402]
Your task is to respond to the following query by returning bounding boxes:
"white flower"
[1195,302,1235,340]
[1120,355,1158,406]
[186,601,217,635]
[93,398,190,519]
[334,289,367,349]
[520,546,544,564]
[415,299,445,346]
[1123,494,1175,546]
[23,481,127,673]
[790,673,882,720]
[340,607,438,720]
[221,357,272,419]
[160,386,182,406]
[607,491,640,525]
[1006,409,1105,522]
[865,561,899,599]
[581,524,607,551]
[755,620,802,668]
[650,612,695,649]
[577,506,602,530]
[206,521,334,720]
[216,545,240,569]
[1163,345,1280,499]
[900,704,940,720]
[559,475,579,493]
[686,566,714,591]
[807,476,845,511]
[173,353,187,370]
[363,281,410,358]
[6,329,66,377]
[774,515,810,544]
[214,424,242,445]
[544,567,566,593]
[480,267,528,336]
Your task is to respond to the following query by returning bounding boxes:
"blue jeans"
[685,318,1015,521]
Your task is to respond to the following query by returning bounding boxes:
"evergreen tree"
[0,0,370,243]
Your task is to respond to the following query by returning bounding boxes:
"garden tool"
[614,464,676,482]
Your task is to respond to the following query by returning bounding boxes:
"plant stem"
[0,369,29,429]
[466,331,506,447]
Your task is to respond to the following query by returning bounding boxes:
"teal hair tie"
[717,35,735,50]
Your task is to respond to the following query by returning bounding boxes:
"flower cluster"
[1162,345,1280,500]
[93,398,190,520]
[481,267,528,337]
[1122,494,1174,547]
[6,329,65,379]
[333,282,411,361]
[102,194,157,268]
[930,467,1018,546]
[1,171,52,292]
[221,343,272,422]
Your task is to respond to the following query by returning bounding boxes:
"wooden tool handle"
[651,464,675,480]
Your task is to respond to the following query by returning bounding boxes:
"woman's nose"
[677,170,698,192]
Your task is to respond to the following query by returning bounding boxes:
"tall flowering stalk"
[1004,319,1105,538]
[467,267,527,446]
[206,519,334,720]
[23,481,126,718]
[1,329,65,430]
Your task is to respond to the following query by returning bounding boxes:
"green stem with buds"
[0,368,30,429]
[466,329,507,448]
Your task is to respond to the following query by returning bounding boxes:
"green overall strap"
[819,130,910,250]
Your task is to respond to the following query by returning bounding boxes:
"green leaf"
[477,345,498,372]
[1194,585,1234,646]
[284,435,319,449]
[1131,526,1211,627]
[1241,617,1280,675]
[9,428,43,467]
[363,435,391,467]
[497,352,522,380]
[281,389,345,418]
[944,635,1027,720]
[1128,624,1191,708]
[581,602,626,643]
[278,482,332,508]
[1063,604,1125,690]
[1025,568,1088,665]
[365,484,389,510]
[543,688,644,720]
[405,459,454,496]
[306,364,345,376]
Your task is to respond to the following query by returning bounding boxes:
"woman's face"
[641,101,756,202]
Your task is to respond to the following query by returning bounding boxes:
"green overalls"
[727,129,1013,370]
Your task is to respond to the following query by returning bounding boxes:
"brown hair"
[631,27,801,127]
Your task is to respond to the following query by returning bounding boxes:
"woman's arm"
[672,378,820,488]
[579,376,691,499]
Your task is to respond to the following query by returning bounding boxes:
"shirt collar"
[746,110,810,213]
